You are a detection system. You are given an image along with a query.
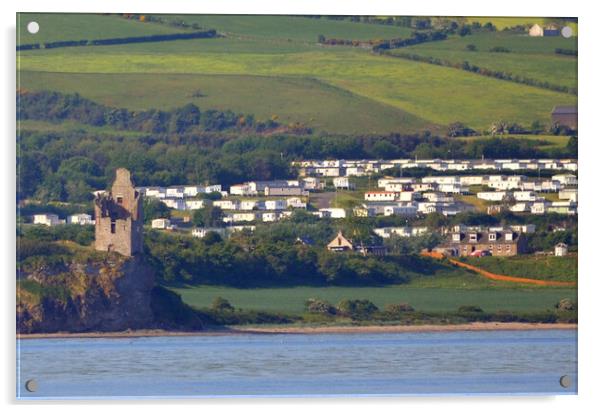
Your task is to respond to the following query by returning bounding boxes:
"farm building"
[442,229,527,257]
[555,242,569,257]
[551,106,577,129]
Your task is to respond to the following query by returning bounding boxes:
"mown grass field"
[154,14,416,42]
[171,284,576,314]
[395,32,577,89]
[18,71,430,135]
[464,255,577,282]
[18,47,576,133]
[17,13,186,44]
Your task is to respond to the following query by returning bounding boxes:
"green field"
[17,14,578,135]
[155,15,416,42]
[18,71,431,135]
[464,255,577,282]
[465,17,577,33]
[17,13,186,44]
[458,134,571,149]
[394,32,577,89]
[171,284,576,314]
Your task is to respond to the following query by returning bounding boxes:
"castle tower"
[94,168,143,256]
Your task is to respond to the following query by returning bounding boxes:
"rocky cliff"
[17,254,203,333]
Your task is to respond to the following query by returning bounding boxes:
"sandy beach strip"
[17,322,577,339]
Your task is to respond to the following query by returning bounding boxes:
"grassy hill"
[393,31,577,90]
[17,14,578,135]
[17,13,187,44]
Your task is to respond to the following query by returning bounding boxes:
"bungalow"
[512,191,538,202]
[477,191,508,202]
[183,185,204,197]
[264,200,287,210]
[333,177,355,190]
[166,187,185,198]
[552,174,578,186]
[286,197,307,209]
[318,208,347,219]
[373,226,428,239]
[161,198,186,210]
[559,189,578,202]
[213,200,240,211]
[240,200,263,211]
[67,213,94,225]
[191,227,227,239]
[151,218,176,230]
[301,177,324,191]
[185,199,206,210]
[33,213,61,226]
[230,183,254,196]
[555,242,569,257]
[262,212,279,222]
[383,204,418,217]
[264,187,306,197]
[364,191,397,202]
[326,231,354,252]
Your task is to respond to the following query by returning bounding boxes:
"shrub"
[211,296,235,312]
[305,298,337,315]
[337,299,379,320]
[555,298,577,312]
[384,303,415,314]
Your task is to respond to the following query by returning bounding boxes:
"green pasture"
[171,284,576,314]
[464,255,577,282]
[458,135,571,148]
[17,13,185,44]
[395,32,577,89]
[155,14,415,42]
[17,48,576,132]
[18,71,433,135]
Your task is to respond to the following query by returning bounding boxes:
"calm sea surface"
[17,329,577,399]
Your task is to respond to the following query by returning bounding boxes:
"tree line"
[17,29,218,51]
[386,51,577,95]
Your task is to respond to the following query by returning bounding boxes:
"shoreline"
[17,322,577,339]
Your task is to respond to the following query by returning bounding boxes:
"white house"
[240,200,262,211]
[364,191,396,202]
[183,185,204,197]
[230,183,254,196]
[262,212,279,222]
[374,226,428,239]
[185,199,206,210]
[555,243,568,257]
[477,191,508,202]
[191,227,226,239]
[333,177,355,190]
[161,198,186,210]
[302,177,324,191]
[383,205,418,217]
[286,197,307,209]
[213,200,240,210]
[513,191,538,202]
[552,174,578,186]
[265,200,287,210]
[529,24,544,37]
[559,189,578,202]
[166,187,185,198]
[318,208,346,219]
[33,213,61,226]
[531,201,550,214]
[151,218,175,230]
[67,213,94,225]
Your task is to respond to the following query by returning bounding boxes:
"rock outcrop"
[17,254,202,333]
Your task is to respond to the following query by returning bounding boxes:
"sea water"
[16,329,577,399]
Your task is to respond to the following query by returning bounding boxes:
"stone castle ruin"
[94,168,143,256]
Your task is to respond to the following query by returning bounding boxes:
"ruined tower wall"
[94,168,144,256]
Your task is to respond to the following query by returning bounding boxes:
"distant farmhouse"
[529,24,560,37]
[326,231,387,256]
[438,226,527,257]
[551,106,578,129]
